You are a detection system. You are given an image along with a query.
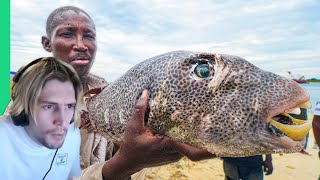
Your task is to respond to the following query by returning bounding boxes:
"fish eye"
[194,63,210,78]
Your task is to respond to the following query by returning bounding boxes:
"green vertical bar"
[0,0,10,114]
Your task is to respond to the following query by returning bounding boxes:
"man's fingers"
[155,152,183,166]
[171,142,216,161]
[263,162,273,175]
[265,169,272,175]
[267,167,273,175]
[126,90,149,130]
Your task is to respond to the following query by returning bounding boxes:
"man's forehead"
[38,95,76,105]
[58,10,89,20]
[38,80,76,104]
[52,10,95,29]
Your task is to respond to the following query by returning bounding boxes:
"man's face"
[26,79,76,149]
[44,11,97,77]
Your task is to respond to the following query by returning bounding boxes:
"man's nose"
[54,109,70,126]
[74,36,88,52]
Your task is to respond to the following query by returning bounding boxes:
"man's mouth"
[70,55,91,65]
[50,128,67,140]
[51,132,66,142]
[268,100,312,141]
[72,59,90,65]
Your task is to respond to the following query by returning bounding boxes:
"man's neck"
[80,75,89,92]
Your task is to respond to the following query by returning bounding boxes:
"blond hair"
[10,57,83,127]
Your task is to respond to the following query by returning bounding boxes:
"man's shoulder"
[0,116,15,138]
[88,73,108,88]
[0,115,12,128]
[60,123,81,152]
[65,123,81,143]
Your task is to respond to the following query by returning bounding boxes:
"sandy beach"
[145,124,320,179]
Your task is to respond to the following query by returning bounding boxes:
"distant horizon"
[11,1,320,82]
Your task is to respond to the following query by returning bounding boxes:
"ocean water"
[300,83,320,115]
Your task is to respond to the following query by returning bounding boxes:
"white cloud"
[242,0,314,14]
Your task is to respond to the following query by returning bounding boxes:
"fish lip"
[265,95,312,143]
[265,97,310,123]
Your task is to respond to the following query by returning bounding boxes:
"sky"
[11,0,320,82]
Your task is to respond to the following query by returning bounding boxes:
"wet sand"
[146,128,319,180]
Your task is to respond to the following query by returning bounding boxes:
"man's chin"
[73,67,90,78]
[44,138,66,149]
[45,142,64,149]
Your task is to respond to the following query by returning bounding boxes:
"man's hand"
[263,154,273,175]
[172,141,216,161]
[117,89,183,169]
[79,111,97,133]
[102,89,215,179]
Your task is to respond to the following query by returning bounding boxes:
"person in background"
[41,6,215,179]
[222,154,273,180]
[313,99,320,157]
[0,57,83,179]
[312,99,320,180]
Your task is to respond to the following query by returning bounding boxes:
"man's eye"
[84,34,95,39]
[43,105,53,110]
[61,32,73,37]
[67,104,76,109]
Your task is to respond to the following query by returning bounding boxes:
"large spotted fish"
[85,50,311,157]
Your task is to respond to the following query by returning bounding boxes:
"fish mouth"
[268,100,312,142]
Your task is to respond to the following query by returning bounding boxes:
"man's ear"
[41,36,52,52]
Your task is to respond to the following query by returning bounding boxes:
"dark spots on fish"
[86,50,307,156]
